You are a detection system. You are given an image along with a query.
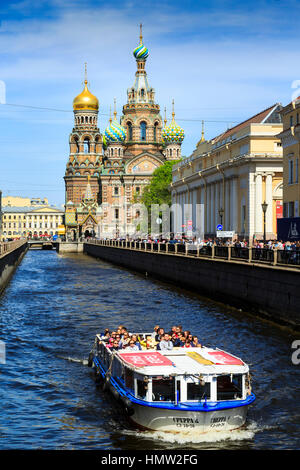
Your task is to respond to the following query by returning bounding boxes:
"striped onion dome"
[133,42,149,60]
[104,119,126,144]
[162,117,185,143]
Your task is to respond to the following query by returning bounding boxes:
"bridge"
[27,240,59,250]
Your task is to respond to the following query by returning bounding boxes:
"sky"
[1,0,300,207]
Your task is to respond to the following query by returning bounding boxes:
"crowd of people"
[101,233,300,250]
[100,324,202,352]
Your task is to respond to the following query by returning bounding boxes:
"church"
[64,26,185,240]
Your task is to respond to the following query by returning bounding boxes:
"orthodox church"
[64,26,185,239]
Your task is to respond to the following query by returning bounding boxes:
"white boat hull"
[129,403,248,432]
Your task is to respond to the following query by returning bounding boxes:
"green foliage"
[136,160,180,210]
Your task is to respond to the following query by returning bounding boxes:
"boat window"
[136,377,149,399]
[124,368,134,391]
[217,374,243,400]
[152,377,175,402]
[187,381,210,400]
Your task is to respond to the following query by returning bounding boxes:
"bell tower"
[64,63,103,207]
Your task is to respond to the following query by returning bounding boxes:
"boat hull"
[128,402,249,432]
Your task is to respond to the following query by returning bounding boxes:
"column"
[207,184,211,234]
[265,173,273,236]
[255,173,263,236]
[225,179,231,230]
[231,177,238,233]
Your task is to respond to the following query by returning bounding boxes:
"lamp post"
[218,208,224,226]
[261,201,268,245]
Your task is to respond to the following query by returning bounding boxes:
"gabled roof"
[212,103,282,144]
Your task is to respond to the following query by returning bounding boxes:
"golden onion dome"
[73,79,99,111]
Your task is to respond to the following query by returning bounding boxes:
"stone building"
[171,104,283,242]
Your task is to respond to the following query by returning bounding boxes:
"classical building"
[171,104,283,241]
[1,205,64,239]
[276,97,300,240]
[2,196,49,207]
[64,26,184,239]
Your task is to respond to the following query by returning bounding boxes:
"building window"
[290,115,294,127]
[289,159,294,184]
[83,137,90,154]
[288,201,295,217]
[127,122,133,140]
[154,122,158,142]
[114,186,119,196]
[140,121,147,141]
[296,158,299,184]
[115,208,119,219]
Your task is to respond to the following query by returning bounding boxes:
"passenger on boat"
[101,331,111,342]
[158,333,173,351]
[108,332,117,345]
[184,339,192,348]
[111,340,121,350]
[119,331,130,348]
[171,333,182,347]
[151,325,160,339]
[191,336,202,348]
[155,328,165,342]
[127,340,140,351]
[130,334,142,350]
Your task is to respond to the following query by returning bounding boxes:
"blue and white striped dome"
[104,119,126,144]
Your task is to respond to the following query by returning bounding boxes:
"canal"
[0,250,299,450]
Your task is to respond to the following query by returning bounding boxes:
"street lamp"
[261,201,268,245]
[218,208,224,225]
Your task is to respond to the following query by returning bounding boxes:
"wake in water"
[122,421,262,446]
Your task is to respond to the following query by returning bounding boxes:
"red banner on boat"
[119,352,173,367]
[207,351,244,365]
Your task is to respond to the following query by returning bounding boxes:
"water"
[0,250,299,450]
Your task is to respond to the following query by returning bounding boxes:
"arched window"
[127,122,133,140]
[83,137,90,154]
[153,122,158,142]
[141,88,145,98]
[74,137,79,153]
[140,121,147,141]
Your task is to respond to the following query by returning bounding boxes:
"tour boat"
[88,333,255,432]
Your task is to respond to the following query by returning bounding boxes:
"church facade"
[64,27,184,240]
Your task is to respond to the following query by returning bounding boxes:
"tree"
[137,160,180,210]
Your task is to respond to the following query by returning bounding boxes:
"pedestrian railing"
[0,239,27,257]
[84,239,300,269]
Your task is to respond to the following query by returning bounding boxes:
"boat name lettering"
[210,416,226,423]
[173,417,199,425]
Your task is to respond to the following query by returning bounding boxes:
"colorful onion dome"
[162,101,185,143]
[133,43,149,60]
[133,23,149,60]
[162,118,185,143]
[104,119,126,144]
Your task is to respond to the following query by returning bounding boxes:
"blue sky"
[1,0,300,206]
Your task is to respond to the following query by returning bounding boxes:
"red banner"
[207,351,244,365]
[118,351,173,367]
[276,200,283,219]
